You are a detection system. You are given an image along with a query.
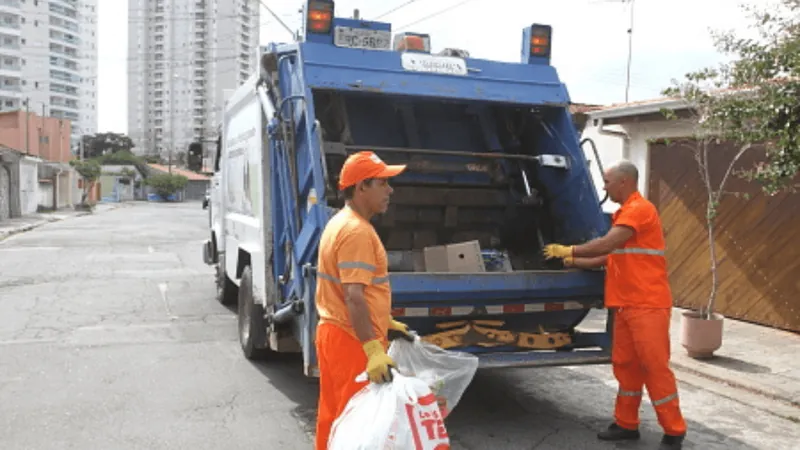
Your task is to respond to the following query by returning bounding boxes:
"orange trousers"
[315,322,386,450]
[612,308,687,436]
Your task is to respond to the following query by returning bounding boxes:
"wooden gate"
[648,140,800,332]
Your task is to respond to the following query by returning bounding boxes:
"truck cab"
[204,0,613,377]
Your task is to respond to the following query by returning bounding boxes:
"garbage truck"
[202,0,613,377]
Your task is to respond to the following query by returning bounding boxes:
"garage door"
[0,166,10,221]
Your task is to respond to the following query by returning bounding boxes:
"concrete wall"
[579,116,697,211]
[19,157,39,215]
[38,181,54,210]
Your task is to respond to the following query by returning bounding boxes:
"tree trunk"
[704,214,719,320]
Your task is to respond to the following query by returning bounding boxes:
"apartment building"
[0,0,98,150]
[127,0,260,160]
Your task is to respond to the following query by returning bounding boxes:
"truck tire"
[216,253,237,306]
[237,266,270,360]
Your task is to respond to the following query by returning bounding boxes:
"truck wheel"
[216,253,237,306]
[238,266,270,360]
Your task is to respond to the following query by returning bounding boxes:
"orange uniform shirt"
[606,192,673,309]
[315,206,392,343]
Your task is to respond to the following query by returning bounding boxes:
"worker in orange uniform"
[543,160,687,450]
[313,151,414,450]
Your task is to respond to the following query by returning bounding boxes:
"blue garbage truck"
[202,0,613,377]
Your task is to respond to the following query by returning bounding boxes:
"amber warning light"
[307,1,333,34]
[530,25,552,57]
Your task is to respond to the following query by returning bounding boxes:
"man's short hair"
[612,160,639,184]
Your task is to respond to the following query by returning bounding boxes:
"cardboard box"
[423,240,486,273]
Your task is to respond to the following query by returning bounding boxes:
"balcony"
[0,74,21,92]
[50,29,81,46]
[51,69,80,84]
[0,0,21,9]
[0,13,21,31]
[49,16,79,32]
[0,55,21,71]
[49,3,78,19]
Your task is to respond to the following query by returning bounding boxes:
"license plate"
[333,27,392,51]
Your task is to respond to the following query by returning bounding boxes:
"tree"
[658,0,799,323]
[187,142,203,172]
[145,173,188,201]
[80,133,136,159]
[69,159,101,208]
[690,0,799,195]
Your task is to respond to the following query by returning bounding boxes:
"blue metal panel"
[300,42,570,106]
[534,108,609,243]
[389,270,605,303]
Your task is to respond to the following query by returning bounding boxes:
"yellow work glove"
[388,318,414,342]
[543,244,574,260]
[362,339,395,384]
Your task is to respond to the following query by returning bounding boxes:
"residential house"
[0,111,82,211]
[98,165,147,202]
[0,146,40,221]
[581,98,800,332]
[146,164,211,202]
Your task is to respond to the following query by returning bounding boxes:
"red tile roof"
[147,164,211,181]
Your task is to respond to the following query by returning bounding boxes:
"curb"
[673,362,800,423]
[671,360,800,411]
[0,206,114,242]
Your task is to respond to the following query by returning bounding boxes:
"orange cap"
[338,151,407,190]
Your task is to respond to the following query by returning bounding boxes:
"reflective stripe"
[652,393,678,406]
[317,271,388,286]
[338,261,377,272]
[618,389,643,397]
[317,272,339,283]
[612,248,665,256]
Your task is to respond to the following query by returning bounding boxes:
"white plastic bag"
[327,370,452,450]
[388,336,479,419]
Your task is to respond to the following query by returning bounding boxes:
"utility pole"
[624,0,635,103]
[24,97,29,155]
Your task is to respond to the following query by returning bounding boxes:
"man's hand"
[544,244,574,260]
[388,318,414,342]
[362,339,395,383]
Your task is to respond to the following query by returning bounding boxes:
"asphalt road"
[0,202,796,450]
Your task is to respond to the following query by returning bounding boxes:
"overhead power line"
[395,0,480,32]
[374,0,422,20]
[259,0,296,38]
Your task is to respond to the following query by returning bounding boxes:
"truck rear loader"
[203,0,613,377]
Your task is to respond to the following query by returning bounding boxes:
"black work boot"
[597,423,641,441]
[659,433,685,450]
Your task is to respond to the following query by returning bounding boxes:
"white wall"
[38,181,54,209]
[19,157,38,215]
[579,121,627,214]
[580,115,698,214]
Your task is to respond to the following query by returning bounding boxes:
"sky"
[97,0,777,134]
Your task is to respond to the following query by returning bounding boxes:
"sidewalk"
[667,308,800,419]
[581,307,800,420]
[0,203,120,241]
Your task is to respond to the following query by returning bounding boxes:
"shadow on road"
[693,355,772,374]
[248,352,320,437]
[243,350,764,450]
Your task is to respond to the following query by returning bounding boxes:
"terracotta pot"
[680,310,724,359]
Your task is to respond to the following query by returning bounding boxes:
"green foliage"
[91,150,150,178]
[81,132,135,159]
[187,142,203,172]
[69,159,101,206]
[69,159,101,183]
[144,173,188,200]
[662,0,800,195]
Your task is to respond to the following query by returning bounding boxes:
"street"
[0,202,797,450]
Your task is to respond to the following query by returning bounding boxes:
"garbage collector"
[543,160,687,450]
[313,151,414,450]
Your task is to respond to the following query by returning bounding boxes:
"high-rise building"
[0,0,98,151]
[127,0,260,161]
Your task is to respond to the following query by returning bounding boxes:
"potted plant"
[660,0,800,358]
